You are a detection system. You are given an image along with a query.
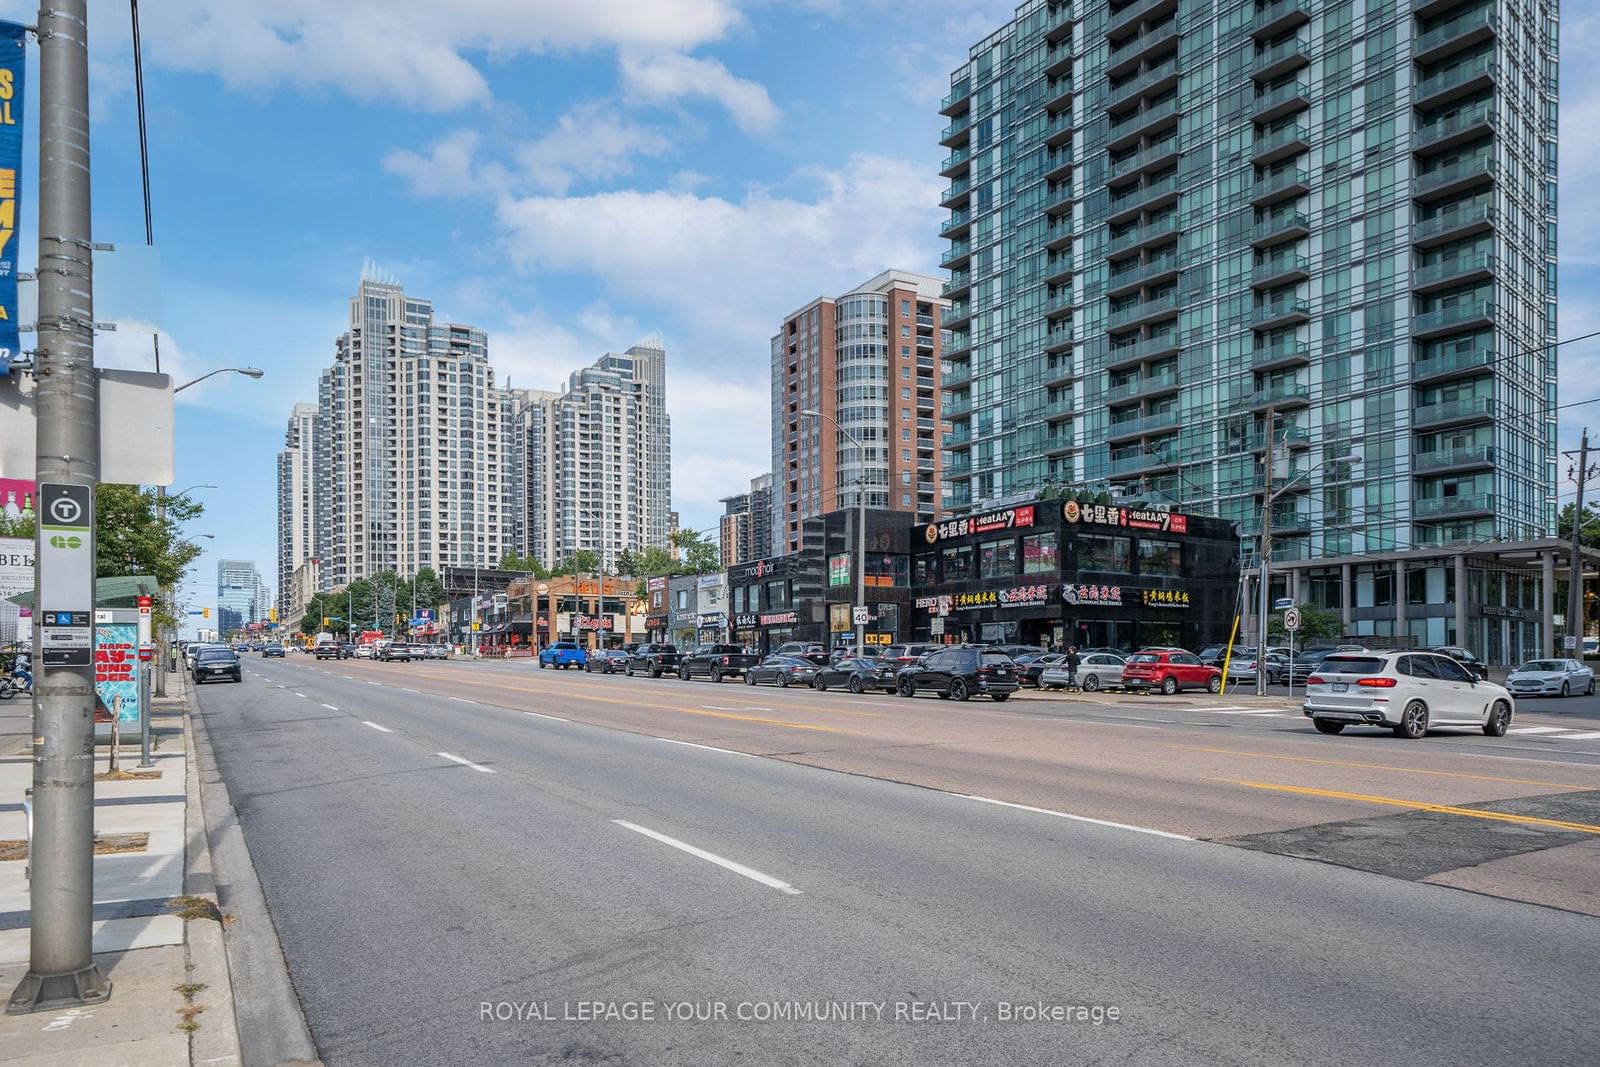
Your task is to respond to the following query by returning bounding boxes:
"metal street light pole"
[172,366,264,393]
[10,0,112,1015]
[801,410,867,659]
[151,485,213,697]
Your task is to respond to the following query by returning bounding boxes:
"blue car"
[538,641,588,670]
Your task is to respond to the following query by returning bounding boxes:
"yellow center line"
[334,667,851,734]
[1227,779,1600,835]
[1176,745,1597,791]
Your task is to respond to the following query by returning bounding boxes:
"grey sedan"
[1040,653,1126,691]
[1505,658,1595,698]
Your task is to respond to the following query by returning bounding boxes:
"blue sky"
[0,1,1596,626]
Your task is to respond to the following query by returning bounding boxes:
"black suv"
[773,642,830,666]
[896,646,1018,702]
[1423,645,1489,680]
[192,647,242,684]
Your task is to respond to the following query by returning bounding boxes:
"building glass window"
[1137,540,1182,577]
[942,545,974,582]
[1022,532,1058,574]
[764,580,788,609]
[1076,535,1132,574]
[979,538,1017,579]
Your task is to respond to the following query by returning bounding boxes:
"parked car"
[680,644,760,682]
[538,641,588,670]
[192,646,242,685]
[896,646,1018,702]
[990,643,1048,661]
[773,642,830,666]
[585,649,631,674]
[625,643,682,678]
[424,644,449,660]
[878,643,944,672]
[1286,648,1335,684]
[262,644,285,658]
[1303,651,1515,738]
[745,654,819,687]
[812,656,898,693]
[1013,652,1065,688]
[1041,652,1126,691]
[1505,658,1595,698]
[1121,651,1222,695]
[1224,648,1283,685]
[1197,645,1227,667]
[1423,645,1490,681]
[378,643,416,662]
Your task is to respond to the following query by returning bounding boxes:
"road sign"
[1283,607,1301,633]
[1564,635,1578,651]
[38,482,92,620]
[1273,597,1295,610]
[852,606,870,626]
[930,617,945,636]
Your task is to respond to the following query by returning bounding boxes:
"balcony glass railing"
[1252,36,1308,71]
[1413,301,1494,333]
[1110,97,1180,135]
[1107,370,1179,403]
[940,241,971,266]
[1109,137,1180,180]
[1107,57,1179,105]
[1415,493,1493,518]
[1414,445,1494,472]
[1413,346,1493,378]
[1253,124,1309,157]
[1414,203,1493,241]
[1416,9,1497,55]
[1251,299,1310,325]
[1253,168,1309,199]
[1413,104,1495,147]
[1108,295,1180,328]
[1252,340,1310,365]
[1110,173,1179,211]
[1413,395,1493,425]
[1252,254,1309,280]
[1108,334,1182,363]
[1252,210,1309,240]
[1109,21,1179,62]
[1239,383,1311,408]
[1413,252,1494,288]
[940,81,971,111]
[1252,0,1310,32]
[940,147,971,172]
[1108,449,1177,475]
[1415,56,1496,101]
[1108,217,1180,254]
[1111,253,1180,287]
[1252,80,1310,114]
[1415,156,1495,193]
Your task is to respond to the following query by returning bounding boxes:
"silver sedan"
[1505,659,1595,698]
[1040,653,1126,692]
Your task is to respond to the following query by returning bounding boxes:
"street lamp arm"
[174,367,264,393]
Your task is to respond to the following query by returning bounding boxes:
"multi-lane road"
[196,654,1600,1066]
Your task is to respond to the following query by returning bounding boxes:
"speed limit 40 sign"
[1283,607,1302,633]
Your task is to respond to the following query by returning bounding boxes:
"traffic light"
[203,608,210,619]
[270,608,278,623]
[323,616,331,627]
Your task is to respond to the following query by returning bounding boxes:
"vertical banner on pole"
[0,20,23,379]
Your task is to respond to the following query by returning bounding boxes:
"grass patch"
[95,769,162,781]
[175,982,207,998]
[0,833,148,861]
[167,895,226,923]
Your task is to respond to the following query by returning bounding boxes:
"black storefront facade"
[727,552,826,654]
[908,499,1239,651]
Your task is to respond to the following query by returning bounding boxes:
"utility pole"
[1255,408,1276,697]
[10,0,112,1014]
[854,470,866,660]
[1566,431,1593,655]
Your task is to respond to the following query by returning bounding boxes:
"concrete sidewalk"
[0,669,241,1066]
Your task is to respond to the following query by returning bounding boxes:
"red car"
[1121,650,1222,695]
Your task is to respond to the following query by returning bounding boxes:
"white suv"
[1303,651,1514,739]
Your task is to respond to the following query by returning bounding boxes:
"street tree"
[1267,603,1342,643]
[553,549,601,576]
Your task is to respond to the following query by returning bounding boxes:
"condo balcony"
[1251,167,1310,206]
[1251,339,1311,370]
[1412,395,1493,428]
[1252,36,1310,80]
[1414,444,1494,474]
[1251,79,1311,123]
[1250,298,1311,330]
[1412,203,1495,248]
[1414,493,1494,519]
[1412,345,1494,383]
[1412,301,1494,338]
[1414,9,1498,65]
[1412,252,1495,294]
[1413,157,1496,201]
[1413,56,1497,109]
[1252,123,1310,165]
[1251,0,1311,40]
[1106,368,1180,404]
[1412,104,1496,154]
[1251,209,1310,246]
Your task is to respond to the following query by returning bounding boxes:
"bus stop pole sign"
[38,483,94,667]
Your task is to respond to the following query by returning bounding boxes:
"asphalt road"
[196,656,1600,1066]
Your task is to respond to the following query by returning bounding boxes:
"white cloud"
[95,320,264,411]
[125,0,745,111]
[515,104,674,194]
[1561,11,1600,265]
[382,130,495,199]
[494,153,944,347]
[620,51,781,134]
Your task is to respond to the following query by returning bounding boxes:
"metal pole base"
[7,963,112,1015]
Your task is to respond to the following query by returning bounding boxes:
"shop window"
[979,538,1017,579]
[1137,539,1182,577]
[1077,534,1132,574]
[733,586,746,612]
[1022,532,1058,574]
[942,544,974,582]
[765,580,789,609]
[915,554,939,586]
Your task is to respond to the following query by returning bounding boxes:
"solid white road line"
[1554,730,1600,741]
[1508,726,1567,734]
[612,820,801,895]
[362,721,392,733]
[1090,722,1160,730]
[524,711,569,722]
[321,703,339,711]
[958,793,1194,841]
[656,737,755,756]
[294,692,307,699]
[1214,710,1283,716]
[448,696,477,705]
[703,705,772,712]
[437,752,495,773]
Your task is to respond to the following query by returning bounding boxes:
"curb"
[188,678,322,1066]
[180,666,244,1067]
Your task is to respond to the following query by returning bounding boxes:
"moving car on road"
[538,641,588,670]
[745,655,819,687]
[192,646,242,685]
[811,656,897,693]
[262,644,285,658]
[678,644,760,682]
[1121,651,1222,695]
[1303,651,1515,739]
[1505,658,1595,698]
[626,643,682,678]
[1041,652,1125,691]
[896,646,1018,702]
[585,649,630,674]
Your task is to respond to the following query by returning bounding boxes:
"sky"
[0,0,1596,626]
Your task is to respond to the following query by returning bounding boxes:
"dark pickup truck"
[678,644,760,683]
[625,643,682,678]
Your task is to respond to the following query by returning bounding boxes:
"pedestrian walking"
[1065,645,1081,689]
